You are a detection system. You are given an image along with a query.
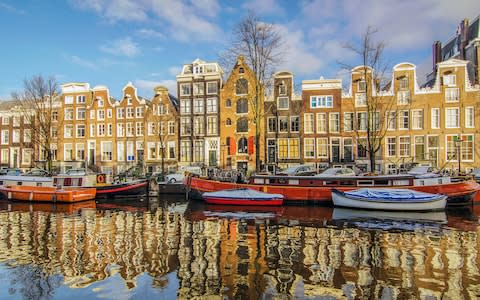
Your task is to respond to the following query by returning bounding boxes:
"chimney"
[432,41,442,70]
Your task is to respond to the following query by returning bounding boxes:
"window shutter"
[248,136,254,154]
[230,137,236,155]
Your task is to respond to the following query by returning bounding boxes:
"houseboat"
[185,171,479,206]
[0,185,96,203]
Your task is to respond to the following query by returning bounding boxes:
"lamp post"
[455,138,463,174]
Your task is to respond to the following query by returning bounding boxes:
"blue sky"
[0,0,478,100]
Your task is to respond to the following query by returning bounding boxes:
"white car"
[165,166,202,184]
[316,167,356,177]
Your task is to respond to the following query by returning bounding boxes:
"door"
[331,138,340,163]
[237,161,248,174]
[267,140,276,163]
[209,150,217,167]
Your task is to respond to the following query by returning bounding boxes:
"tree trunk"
[369,150,376,173]
[161,145,165,180]
[255,132,260,172]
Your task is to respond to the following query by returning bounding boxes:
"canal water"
[0,197,479,299]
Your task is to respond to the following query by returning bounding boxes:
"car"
[469,168,480,181]
[164,166,202,184]
[5,168,23,176]
[407,166,440,178]
[23,169,51,177]
[276,164,317,176]
[316,167,356,177]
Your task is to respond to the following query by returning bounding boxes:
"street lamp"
[455,138,463,174]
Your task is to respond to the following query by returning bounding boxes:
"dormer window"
[399,77,409,90]
[357,80,366,92]
[236,78,248,95]
[239,67,244,74]
[127,97,133,105]
[98,98,104,107]
[443,74,456,86]
[225,99,231,107]
[76,95,86,104]
[278,82,286,95]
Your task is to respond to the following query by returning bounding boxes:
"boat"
[331,188,447,211]
[0,175,53,187]
[202,188,284,206]
[0,185,97,203]
[332,207,447,223]
[185,170,479,206]
[54,169,149,198]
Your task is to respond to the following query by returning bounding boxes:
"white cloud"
[134,79,177,97]
[70,0,147,21]
[191,0,221,18]
[0,2,25,14]
[100,37,140,57]
[67,55,98,70]
[136,28,165,39]
[242,0,285,16]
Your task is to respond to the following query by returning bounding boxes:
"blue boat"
[332,188,447,211]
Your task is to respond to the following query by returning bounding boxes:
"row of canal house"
[0,57,479,175]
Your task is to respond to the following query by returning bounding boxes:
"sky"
[0,0,478,100]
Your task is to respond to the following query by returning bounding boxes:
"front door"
[331,138,340,163]
[209,150,217,167]
[267,140,276,163]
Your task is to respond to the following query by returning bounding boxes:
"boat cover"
[203,188,283,200]
[343,188,443,202]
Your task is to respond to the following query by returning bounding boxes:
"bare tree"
[11,75,60,173]
[221,12,284,172]
[340,26,397,173]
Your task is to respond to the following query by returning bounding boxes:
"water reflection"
[0,199,480,299]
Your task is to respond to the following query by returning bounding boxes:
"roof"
[168,94,179,111]
[0,100,18,110]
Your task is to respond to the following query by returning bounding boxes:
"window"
[236,78,248,95]
[277,97,289,109]
[304,138,315,158]
[357,112,367,131]
[24,129,31,143]
[278,138,287,159]
[268,117,276,133]
[329,113,339,133]
[399,110,409,130]
[206,82,217,94]
[194,117,204,135]
[126,107,134,118]
[414,136,425,160]
[237,118,248,133]
[465,107,474,128]
[117,108,125,119]
[358,80,366,92]
[399,136,410,157]
[279,117,288,132]
[117,123,125,137]
[52,112,58,121]
[181,100,191,114]
[97,124,105,136]
[462,135,474,161]
[344,113,353,132]
[98,98,104,107]
[181,118,191,135]
[207,116,218,135]
[236,98,248,114]
[304,113,314,134]
[397,91,410,104]
[148,142,157,159]
[1,116,9,125]
[101,141,113,161]
[51,127,58,138]
[168,121,175,135]
[446,135,459,160]
[443,74,456,86]
[1,149,8,163]
[107,109,112,118]
[386,137,396,157]
[225,118,232,126]
[97,109,105,120]
[411,110,423,130]
[76,143,85,160]
[445,88,459,102]
[357,138,367,158]
[64,144,73,161]
[76,125,85,137]
[136,107,144,118]
[77,95,86,103]
[22,149,33,165]
[237,137,248,154]
[64,95,74,104]
[64,125,73,138]
[194,99,204,114]
[289,139,299,158]
[225,99,231,107]
[168,141,176,159]
[387,111,396,130]
[90,124,95,137]
[278,82,286,95]
[126,123,134,136]
[207,98,217,113]
[193,83,204,96]
[399,77,409,90]
[158,122,165,135]
[12,129,20,143]
[193,140,204,162]
[317,113,326,133]
[12,117,20,127]
[180,83,191,96]
[316,138,328,158]
[290,116,299,132]
[117,142,125,161]
[64,108,74,120]
[157,104,167,115]
[136,122,144,136]
[355,93,366,107]
[445,108,459,128]
[431,108,440,129]
[148,122,155,136]
[310,95,333,108]
[23,116,31,125]
[239,67,245,74]
[127,141,134,161]
[180,141,191,162]
[77,108,86,120]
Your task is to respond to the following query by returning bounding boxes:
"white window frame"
[465,106,474,128]
[445,107,459,128]
[431,108,440,129]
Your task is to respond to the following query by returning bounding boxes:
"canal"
[0,197,479,299]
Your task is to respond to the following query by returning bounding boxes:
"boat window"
[438,179,442,184]
[325,181,338,185]
[374,180,389,186]
[339,181,355,186]
[419,180,425,186]
[36,182,42,187]
[288,179,299,185]
[253,178,264,184]
[17,182,22,186]
[357,180,374,186]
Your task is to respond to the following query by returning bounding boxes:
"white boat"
[331,188,447,211]
[202,188,284,206]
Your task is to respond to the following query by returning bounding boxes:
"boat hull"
[331,190,447,211]
[95,180,149,198]
[203,196,283,206]
[186,176,479,206]
[0,186,96,203]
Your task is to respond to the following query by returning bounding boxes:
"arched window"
[226,118,232,126]
[239,67,244,74]
[237,117,248,133]
[236,98,248,114]
[236,78,248,95]
[238,137,248,153]
[225,98,231,107]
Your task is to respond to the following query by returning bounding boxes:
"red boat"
[202,188,284,206]
[185,173,480,206]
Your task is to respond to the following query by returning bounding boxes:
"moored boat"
[202,188,284,206]
[0,185,97,203]
[331,188,447,211]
